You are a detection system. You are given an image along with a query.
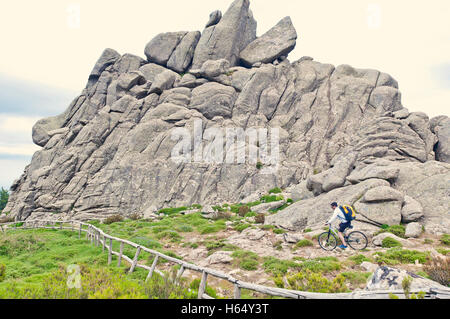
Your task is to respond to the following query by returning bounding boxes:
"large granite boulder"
[366,266,447,292]
[240,16,297,66]
[191,0,257,69]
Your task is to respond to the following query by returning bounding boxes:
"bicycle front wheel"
[318,232,338,251]
[346,231,368,250]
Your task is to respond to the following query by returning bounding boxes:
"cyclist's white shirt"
[327,207,347,224]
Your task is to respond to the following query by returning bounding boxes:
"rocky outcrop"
[3,0,449,231]
[191,0,256,69]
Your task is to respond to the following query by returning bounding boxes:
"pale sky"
[0,0,449,189]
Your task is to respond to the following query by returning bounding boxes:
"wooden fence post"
[108,238,113,265]
[198,271,208,299]
[146,255,159,282]
[118,242,124,267]
[129,246,141,273]
[95,231,99,247]
[234,283,241,299]
[175,265,185,284]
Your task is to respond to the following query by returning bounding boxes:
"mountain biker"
[326,202,352,249]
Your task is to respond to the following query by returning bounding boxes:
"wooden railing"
[1,219,449,299]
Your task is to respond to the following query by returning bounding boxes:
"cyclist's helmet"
[330,202,338,208]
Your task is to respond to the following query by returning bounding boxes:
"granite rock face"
[4,1,449,234]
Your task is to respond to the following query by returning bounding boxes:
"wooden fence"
[1,219,449,299]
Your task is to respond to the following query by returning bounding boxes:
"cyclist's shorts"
[339,221,351,233]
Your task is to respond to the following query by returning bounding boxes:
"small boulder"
[401,196,424,223]
[148,70,180,94]
[405,222,423,238]
[205,10,222,28]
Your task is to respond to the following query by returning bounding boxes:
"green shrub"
[440,234,450,246]
[260,195,284,203]
[273,240,283,250]
[285,270,348,293]
[268,187,282,194]
[298,257,342,273]
[197,221,226,234]
[262,257,300,275]
[233,222,251,232]
[158,206,189,216]
[382,237,403,248]
[341,272,371,287]
[129,213,141,221]
[244,212,257,218]
[348,254,372,265]
[0,264,194,299]
[255,214,265,224]
[374,248,430,265]
[295,239,313,248]
[375,225,406,238]
[103,214,123,224]
[436,248,450,256]
[238,205,250,217]
[232,250,260,271]
[0,263,5,282]
[424,256,449,286]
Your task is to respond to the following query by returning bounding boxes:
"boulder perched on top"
[191,0,257,69]
[240,16,297,66]
[145,32,187,66]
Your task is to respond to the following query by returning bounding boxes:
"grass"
[374,248,430,265]
[293,239,313,249]
[268,187,282,194]
[262,257,300,276]
[231,250,260,271]
[381,237,403,248]
[260,195,284,203]
[340,271,372,287]
[375,225,406,238]
[347,254,372,265]
[440,234,450,246]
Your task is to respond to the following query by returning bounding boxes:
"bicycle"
[318,224,368,251]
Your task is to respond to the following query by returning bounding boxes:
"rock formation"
[3,1,449,235]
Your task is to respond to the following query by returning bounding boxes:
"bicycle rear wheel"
[318,232,338,251]
[346,231,368,250]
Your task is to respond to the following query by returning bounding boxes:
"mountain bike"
[318,224,368,251]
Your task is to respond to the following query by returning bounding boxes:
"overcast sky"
[0,0,449,189]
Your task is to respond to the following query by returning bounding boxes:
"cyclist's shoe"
[338,244,348,249]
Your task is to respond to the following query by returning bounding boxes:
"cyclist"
[325,202,352,249]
